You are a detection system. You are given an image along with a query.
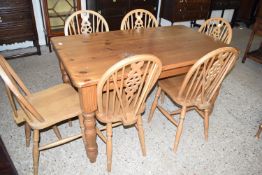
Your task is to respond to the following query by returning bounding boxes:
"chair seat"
[16,84,82,129]
[159,75,217,109]
[158,74,185,105]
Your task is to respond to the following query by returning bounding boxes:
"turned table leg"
[79,86,98,163]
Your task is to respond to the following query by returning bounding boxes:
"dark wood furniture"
[86,0,158,30]
[242,6,262,63]
[51,25,227,163]
[40,0,81,52]
[237,0,260,27]
[159,0,211,27]
[0,0,41,59]
[242,18,262,63]
[0,136,18,175]
[209,0,241,27]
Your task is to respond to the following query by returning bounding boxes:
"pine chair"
[0,55,84,175]
[198,17,232,44]
[256,124,262,139]
[96,54,162,171]
[120,9,158,30]
[64,10,109,36]
[148,47,239,153]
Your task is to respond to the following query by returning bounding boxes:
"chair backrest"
[0,56,45,123]
[198,17,232,44]
[96,54,162,125]
[64,10,109,36]
[178,47,238,108]
[120,9,158,30]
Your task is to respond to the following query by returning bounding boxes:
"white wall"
[0,0,233,51]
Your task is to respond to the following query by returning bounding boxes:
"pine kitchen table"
[51,25,226,163]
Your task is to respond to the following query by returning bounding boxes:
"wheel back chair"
[0,55,85,175]
[198,17,233,44]
[148,47,239,152]
[120,9,158,30]
[96,54,162,171]
[64,10,109,36]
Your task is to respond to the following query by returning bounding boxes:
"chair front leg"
[137,115,146,156]
[25,123,31,147]
[148,87,162,123]
[106,123,113,172]
[173,106,186,153]
[33,130,40,175]
[204,109,210,141]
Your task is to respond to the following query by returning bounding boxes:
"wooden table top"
[51,25,226,88]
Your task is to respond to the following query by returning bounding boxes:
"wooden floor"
[0,136,18,175]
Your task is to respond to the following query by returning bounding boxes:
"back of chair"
[64,10,109,36]
[120,9,158,30]
[0,56,44,123]
[178,47,238,108]
[198,17,232,44]
[96,54,162,125]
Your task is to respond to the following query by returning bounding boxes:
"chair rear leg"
[33,130,40,175]
[256,124,262,139]
[52,126,62,140]
[68,120,73,127]
[148,87,162,123]
[78,115,87,145]
[173,106,186,153]
[204,109,210,141]
[106,123,113,172]
[160,91,165,104]
[137,115,146,156]
[25,123,31,147]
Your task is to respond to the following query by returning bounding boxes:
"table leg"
[79,86,98,163]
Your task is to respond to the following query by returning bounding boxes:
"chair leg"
[148,87,162,123]
[106,123,113,172]
[204,109,210,141]
[52,126,62,140]
[173,106,186,153]
[255,124,262,139]
[25,123,31,147]
[160,91,165,104]
[78,115,87,145]
[33,130,40,175]
[137,115,146,156]
[69,120,73,127]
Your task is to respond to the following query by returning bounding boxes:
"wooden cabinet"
[159,0,211,26]
[41,0,81,51]
[210,0,240,10]
[87,0,158,30]
[0,0,41,59]
[210,0,241,26]
[242,5,262,64]
[237,0,260,27]
[0,137,18,175]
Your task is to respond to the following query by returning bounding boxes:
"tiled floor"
[0,26,261,175]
